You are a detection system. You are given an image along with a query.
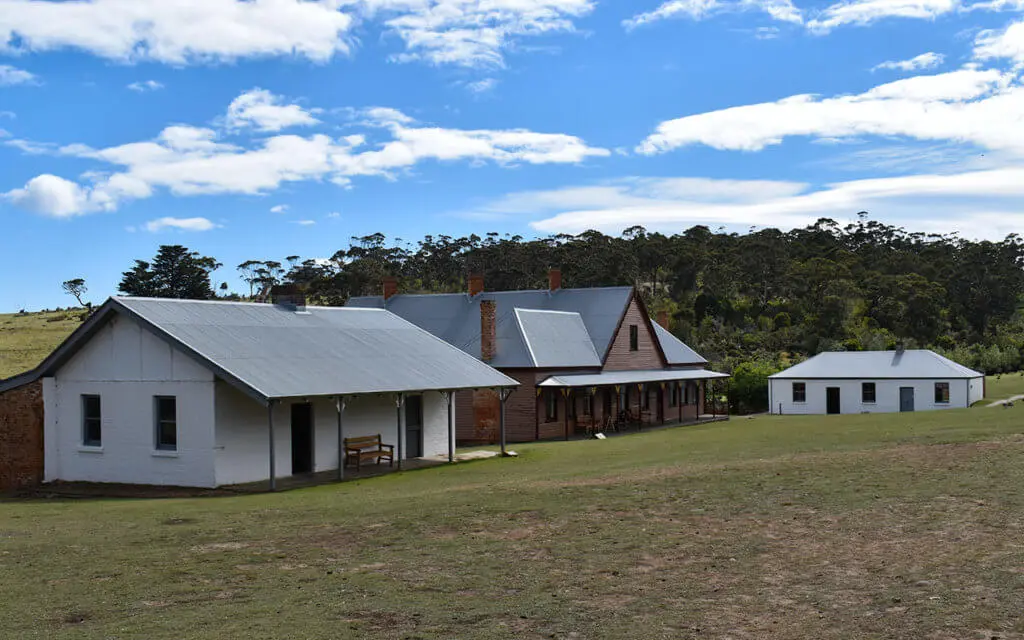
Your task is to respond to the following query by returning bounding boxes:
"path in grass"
[984,371,1024,402]
[2,407,1024,638]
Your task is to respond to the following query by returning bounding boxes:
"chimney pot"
[469,274,485,297]
[548,268,562,292]
[480,299,496,362]
[383,276,398,301]
[657,310,670,329]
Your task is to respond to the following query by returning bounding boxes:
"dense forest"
[115,218,1024,411]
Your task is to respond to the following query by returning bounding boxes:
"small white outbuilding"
[768,349,985,415]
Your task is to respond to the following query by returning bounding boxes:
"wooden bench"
[343,435,395,470]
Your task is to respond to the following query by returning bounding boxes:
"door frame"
[899,386,915,412]
[826,387,841,415]
[404,394,424,459]
[290,402,315,475]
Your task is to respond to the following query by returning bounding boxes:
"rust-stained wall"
[0,380,44,491]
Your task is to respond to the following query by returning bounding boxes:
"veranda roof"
[538,368,730,389]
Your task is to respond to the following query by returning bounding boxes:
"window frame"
[81,394,102,447]
[792,382,807,403]
[669,382,679,408]
[861,382,877,404]
[154,396,178,451]
[629,324,639,351]
[934,382,950,404]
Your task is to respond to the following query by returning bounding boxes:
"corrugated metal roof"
[538,368,730,388]
[653,323,708,365]
[769,350,983,380]
[349,287,683,368]
[104,298,518,400]
[515,309,602,368]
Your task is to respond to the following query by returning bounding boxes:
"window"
[792,382,806,403]
[934,382,950,404]
[582,393,592,416]
[669,383,679,407]
[82,395,101,447]
[155,396,177,451]
[544,390,558,422]
[862,382,876,404]
[629,325,639,351]
[642,385,650,409]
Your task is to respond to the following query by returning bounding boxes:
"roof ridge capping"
[769,348,983,379]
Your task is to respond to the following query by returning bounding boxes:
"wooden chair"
[343,435,395,470]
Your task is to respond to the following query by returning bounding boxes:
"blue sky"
[3,0,1024,311]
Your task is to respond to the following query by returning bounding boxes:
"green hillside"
[0,310,83,379]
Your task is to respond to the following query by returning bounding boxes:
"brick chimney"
[657,310,670,329]
[383,276,398,301]
[548,268,562,292]
[469,274,485,297]
[480,300,496,362]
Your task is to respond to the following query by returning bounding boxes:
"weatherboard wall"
[44,314,218,487]
[603,297,663,371]
[769,377,983,415]
[214,382,454,486]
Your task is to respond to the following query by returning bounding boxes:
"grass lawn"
[0,310,83,379]
[984,371,1024,401]
[2,408,1024,639]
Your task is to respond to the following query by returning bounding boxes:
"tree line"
[101,218,1024,412]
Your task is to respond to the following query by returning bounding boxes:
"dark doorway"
[291,403,314,475]
[652,386,664,423]
[826,387,841,415]
[405,395,424,459]
[900,387,915,412]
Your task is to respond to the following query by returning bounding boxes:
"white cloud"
[127,80,164,92]
[270,204,290,213]
[327,211,341,218]
[0,0,596,70]
[807,0,957,33]
[0,64,37,86]
[974,19,1024,63]
[359,106,416,126]
[624,0,802,29]
[0,0,353,64]
[506,172,1024,240]
[145,217,219,232]
[638,67,1024,156]
[4,174,96,217]
[292,219,316,226]
[872,51,945,72]
[225,88,321,132]
[627,0,1024,34]
[465,78,498,94]
[363,0,595,68]
[4,93,607,217]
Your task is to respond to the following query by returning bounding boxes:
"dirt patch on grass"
[190,541,249,553]
[58,611,92,625]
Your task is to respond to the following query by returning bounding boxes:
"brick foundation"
[0,380,44,491]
